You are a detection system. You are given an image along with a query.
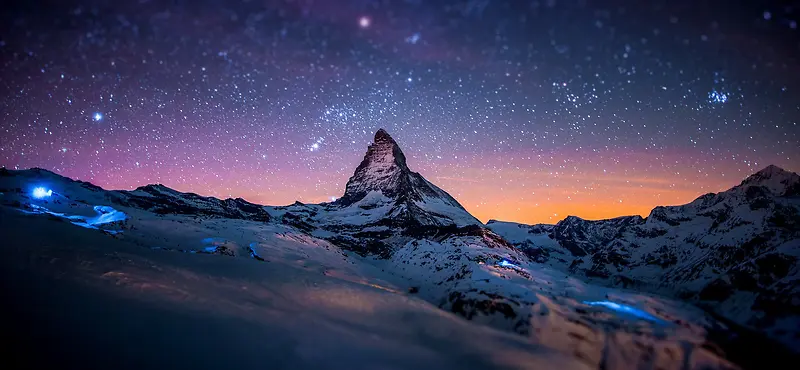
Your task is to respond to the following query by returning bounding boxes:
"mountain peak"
[374,128,392,142]
[135,183,176,195]
[367,129,407,168]
[752,165,789,178]
[335,130,412,206]
[333,130,481,227]
[742,165,795,183]
[739,165,799,196]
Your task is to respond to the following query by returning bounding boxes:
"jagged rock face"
[551,215,645,257]
[332,129,480,227]
[336,129,414,205]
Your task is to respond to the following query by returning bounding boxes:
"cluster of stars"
[309,138,325,152]
[707,90,729,105]
[0,0,798,224]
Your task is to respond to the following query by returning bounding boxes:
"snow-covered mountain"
[487,165,800,352]
[2,133,797,369]
[257,129,482,257]
[115,184,272,222]
[332,128,481,228]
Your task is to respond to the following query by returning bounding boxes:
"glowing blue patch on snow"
[583,300,664,323]
[248,242,264,260]
[69,221,122,234]
[32,187,53,199]
[70,205,126,232]
[19,203,126,233]
[497,259,521,270]
[201,237,226,244]
[87,205,127,225]
[201,237,231,254]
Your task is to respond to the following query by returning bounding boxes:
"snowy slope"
[0,169,740,369]
[4,140,797,368]
[381,226,744,369]
[487,165,800,352]
[2,206,588,370]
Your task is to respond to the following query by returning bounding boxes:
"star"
[0,0,796,225]
[309,138,324,152]
[708,90,729,104]
[358,16,371,29]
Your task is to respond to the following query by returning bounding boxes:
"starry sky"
[1,0,799,224]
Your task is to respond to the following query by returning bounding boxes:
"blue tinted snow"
[21,203,126,234]
[497,259,522,270]
[248,242,263,259]
[583,300,665,323]
[32,187,53,199]
[87,206,127,225]
[201,237,227,244]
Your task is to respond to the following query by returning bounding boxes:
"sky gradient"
[1,0,799,224]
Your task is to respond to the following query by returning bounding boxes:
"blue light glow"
[32,187,53,199]
[19,204,126,233]
[248,242,265,260]
[201,237,227,244]
[497,259,522,270]
[93,112,103,121]
[583,300,664,323]
[87,205,128,225]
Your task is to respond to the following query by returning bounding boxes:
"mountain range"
[1,129,798,370]
[486,164,800,349]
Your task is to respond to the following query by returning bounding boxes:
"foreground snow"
[2,207,585,370]
[0,168,748,369]
[4,135,796,368]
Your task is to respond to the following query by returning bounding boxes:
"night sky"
[1,0,798,224]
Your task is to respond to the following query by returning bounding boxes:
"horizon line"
[4,163,793,226]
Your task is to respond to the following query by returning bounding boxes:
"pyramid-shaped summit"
[334,129,481,227]
[336,129,413,205]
